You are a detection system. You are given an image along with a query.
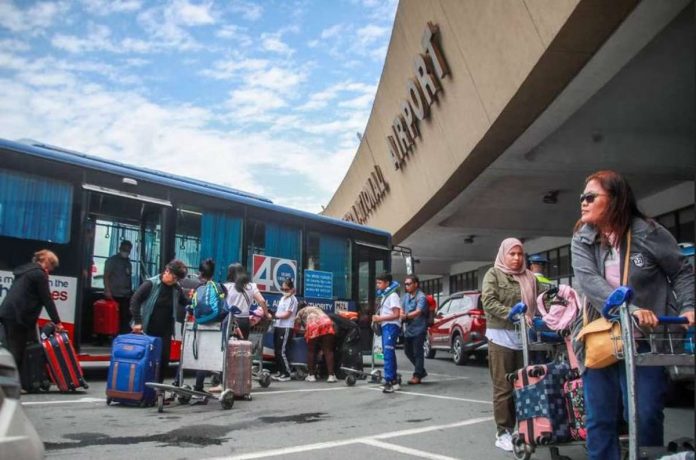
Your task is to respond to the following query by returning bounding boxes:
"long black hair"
[227,263,250,293]
[199,258,215,280]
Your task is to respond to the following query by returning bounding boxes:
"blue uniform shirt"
[401,290,428,337]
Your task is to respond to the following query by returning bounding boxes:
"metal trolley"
[247,317,272,388]
[602,286,695,460]
[146,315,237,412]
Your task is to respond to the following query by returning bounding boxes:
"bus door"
[80,191,167,355]
[354,242,390,354]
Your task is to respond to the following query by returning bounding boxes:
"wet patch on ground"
[258,412,328,424]
[406,418,432,423]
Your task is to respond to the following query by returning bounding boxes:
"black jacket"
[0,263,61,328]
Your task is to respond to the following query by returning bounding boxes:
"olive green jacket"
[481,267,544,330]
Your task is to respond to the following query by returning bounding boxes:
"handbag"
[575,230,631,369]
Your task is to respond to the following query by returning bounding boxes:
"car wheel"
[452,335,469,366]
[424,336,436,359]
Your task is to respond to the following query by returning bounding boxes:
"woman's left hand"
[632,309,659,328]
[680,310,695,327]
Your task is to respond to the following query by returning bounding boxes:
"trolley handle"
[507,302,527,323]
[602,286,634,320]
[656,316,689,325]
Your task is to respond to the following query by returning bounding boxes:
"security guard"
[528,254,554,289]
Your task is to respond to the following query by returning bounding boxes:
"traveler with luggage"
[103,240,134,334]
[130,259,189,383]
[272,278,298,382]
[295,302,337,382]
[571,170,694,460]
[400,275,428,384]
[0,250,65,376]
[224,263,269,340]
[481,238,541,452]
[372,272,402,394]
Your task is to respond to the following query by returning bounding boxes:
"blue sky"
[0,0,397,211]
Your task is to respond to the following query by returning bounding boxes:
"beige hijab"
[494,238,538,317]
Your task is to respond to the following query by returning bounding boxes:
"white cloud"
[320,24,343,40]
[0,38,30,52]
[216,24,252,47]
[227,87,287,119]
[81,0,142,15]
[136,0,215,51]
[0,1,69,33]
[175,0,215,26]
[230,0,263,21]
[51,23,114,53]
[261,34,293,56]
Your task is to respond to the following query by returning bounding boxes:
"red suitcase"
[42,330,89,392]
[93,299,120,336]
[225,339,252,399]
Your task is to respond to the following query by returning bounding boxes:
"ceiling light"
[543,190,559,204]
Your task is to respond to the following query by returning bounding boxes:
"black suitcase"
[21,342,51,393]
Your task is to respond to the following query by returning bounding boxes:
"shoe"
[392,383,401,391]
[272,374,291,382]
[208,385,223,393]
[495,432,513,452]
[189,395,207,406]
[305,375,317,382]
[408,376,421,385]
[327,374,337,383]
[382,383,394,394]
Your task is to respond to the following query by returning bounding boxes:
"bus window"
[0,168,73,243]
[199,212,243,281]
[175,208,202,277]
[306,232,351,299]
[90,220,139,289]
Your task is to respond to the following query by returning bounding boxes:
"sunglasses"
[579,192,607,204]
[404,282,413,286]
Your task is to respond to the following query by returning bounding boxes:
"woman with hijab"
[481,238,542,452]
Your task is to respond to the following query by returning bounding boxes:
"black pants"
[113,296,132,334]
[1,319,34,372]
[273,327,293,376]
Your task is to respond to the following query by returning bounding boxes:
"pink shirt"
[604,245,621,288]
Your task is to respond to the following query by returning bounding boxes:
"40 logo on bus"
[252,255,297,294]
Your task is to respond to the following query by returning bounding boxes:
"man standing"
[372,272,401,394]
[104,240,133,334]
[400,275,428,385]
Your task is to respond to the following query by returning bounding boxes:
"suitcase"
[224,339,252,399]
[93,299,120,336]
[106,334,161,406]
[42,331,89,392]
[21,342,51,393]
[562,336,586,440]
[512,361,571,446]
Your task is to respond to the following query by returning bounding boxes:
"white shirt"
[486,328,523,350]
[274,295,298,328]
[224,282,260,317]
[379,292,402,327]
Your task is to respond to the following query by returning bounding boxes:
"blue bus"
[0,139,391,361]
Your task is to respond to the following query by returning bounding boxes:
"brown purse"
[576,230,631,369]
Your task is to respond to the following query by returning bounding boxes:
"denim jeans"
[583,362,667,460]
[404,334,426,378]
[381,323,399,383]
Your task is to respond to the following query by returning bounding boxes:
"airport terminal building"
[323,0,695,299]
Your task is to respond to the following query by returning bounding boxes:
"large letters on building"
[343,165,389,224]
[387,22,450,170]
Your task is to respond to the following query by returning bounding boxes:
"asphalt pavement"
[22,349,695,459]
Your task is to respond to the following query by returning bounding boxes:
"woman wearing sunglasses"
[272,278,298,382]
[571,170,694,460]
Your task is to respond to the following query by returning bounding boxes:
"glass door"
[354,244,390,353]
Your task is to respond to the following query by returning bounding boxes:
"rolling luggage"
[106,334,161,406]
[224,339,252,399]
[21,342,51,393]
[562,337,586,440]
[93,299,120,336]
[42,330,88,392]
[512,361,571,446]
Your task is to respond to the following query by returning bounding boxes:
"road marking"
[252,387,351,396]
[207,416,493,459]
[360,386,492,404]
[22,397,105,406]
[359,439,459,460]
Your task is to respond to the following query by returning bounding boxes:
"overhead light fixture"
[463,235,475,244]
[122,177,138,186]
[543,190,559,204]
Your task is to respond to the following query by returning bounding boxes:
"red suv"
[424,291,486,365]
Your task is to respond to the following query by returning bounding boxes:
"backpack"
[425,294,437,326]
[192,281,227,324]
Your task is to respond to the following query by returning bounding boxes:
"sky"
[0,0,398,212]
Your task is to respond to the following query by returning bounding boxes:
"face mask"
[120,251,130,258]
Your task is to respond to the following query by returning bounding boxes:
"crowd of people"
[0,170,693,460]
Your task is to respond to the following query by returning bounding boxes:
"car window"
[437,299,452,315]
[450,297,474,314]
[447,298,463,314]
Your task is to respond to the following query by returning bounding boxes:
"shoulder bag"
[575,230,631,369]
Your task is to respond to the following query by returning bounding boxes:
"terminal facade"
[324,0,695,300]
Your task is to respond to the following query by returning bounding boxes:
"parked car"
[424,291,486,365]
[0,346,44,459]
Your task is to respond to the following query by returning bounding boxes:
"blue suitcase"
[106,334,161,407]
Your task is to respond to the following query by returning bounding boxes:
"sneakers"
[495,432,513,452]
[327,374,337,383]
[382,383,394,393]
[272,374,291,382]
[392,383,401,391]
[305,375,317,382]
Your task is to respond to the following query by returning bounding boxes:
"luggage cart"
[507,303,583,460]
[145,315,236,412]
[248,318,272,388]
[602,286,695,460]
[343,325,401,387]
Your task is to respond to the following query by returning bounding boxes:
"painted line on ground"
[207,416,493,460]
[359,439,459,460]
[22,397,105,406]
[360,386,492,404]
[251,386,351,396]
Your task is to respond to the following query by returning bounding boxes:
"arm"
[570,237,616,315]
[480,269,512,321]
[34,271,61,325]
[253,291,270,317]
[375,294,401,322]
[129,280,153,327]
[403,295,426,321]
[103,257,113,298]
